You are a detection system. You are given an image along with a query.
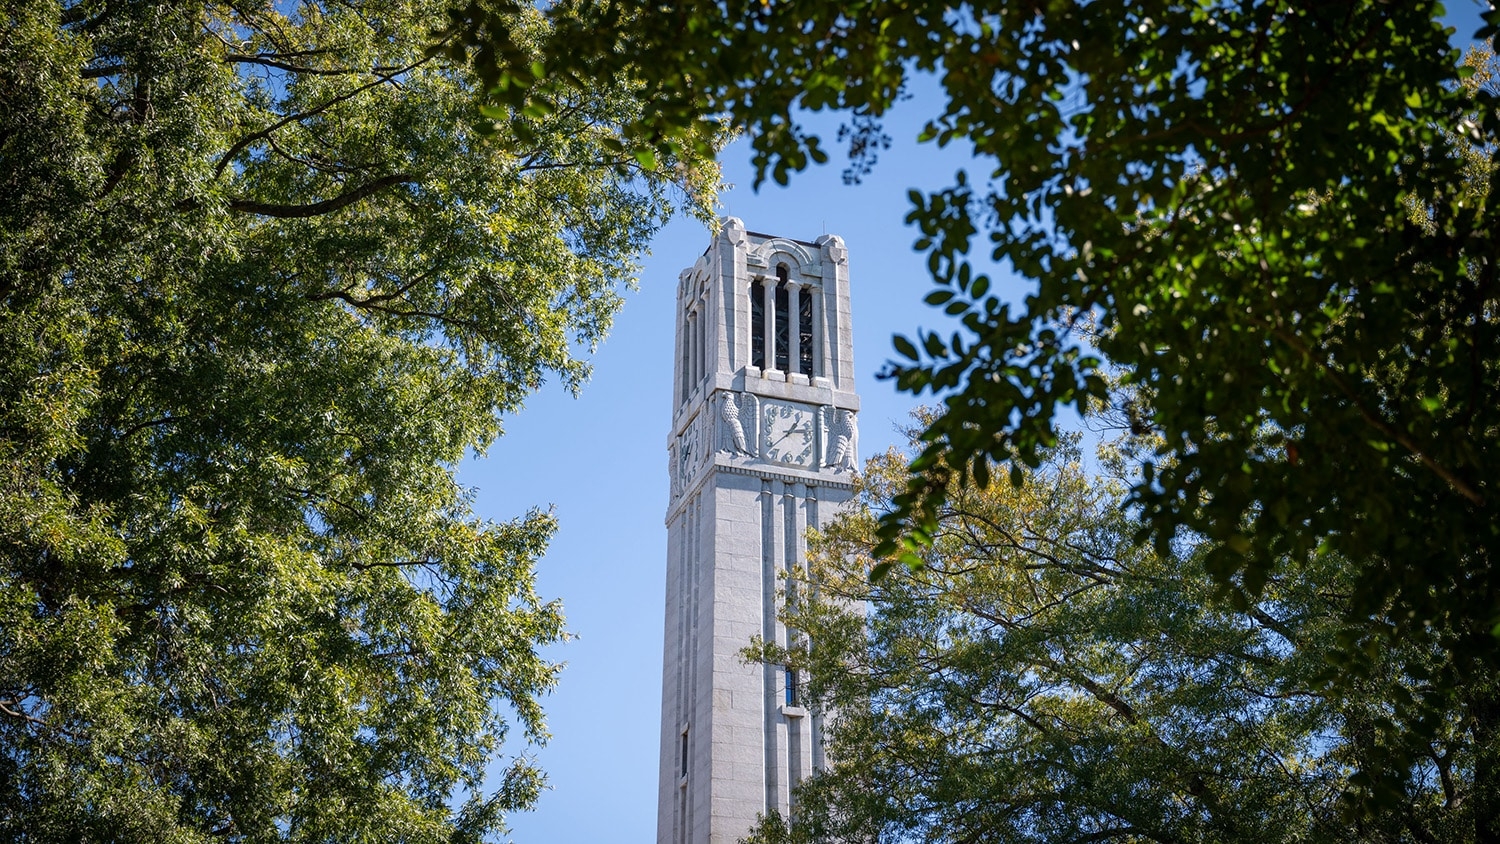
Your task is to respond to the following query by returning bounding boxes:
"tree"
[746,424,1487,843]
[0,0,717,839]
[449,0,1500,815]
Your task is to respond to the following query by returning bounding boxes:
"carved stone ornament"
[826,407,858,472]
[714,216,748,253]
[677,431,693,488]
[743,394,760,456]
[719,392,753,457]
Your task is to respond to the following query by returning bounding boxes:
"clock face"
[762,401,815,467]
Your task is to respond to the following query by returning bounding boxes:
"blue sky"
[462,5,1492,840]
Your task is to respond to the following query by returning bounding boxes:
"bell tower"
[658,218,859,844]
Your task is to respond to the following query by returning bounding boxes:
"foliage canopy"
[747,427,1496,843]
[0,0,716,839]
[453,0,1500,722]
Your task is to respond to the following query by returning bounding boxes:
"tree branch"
[226,53,400,77]
[0,699,69,738]
[350,558,439,570]
[115,415,181,440]
[308,265,437,307]
[228,173,417,217]
[1249,605,1299,647]
[1271,325,1484,505]
[213,54,430,179]
[1069,829,1144,844]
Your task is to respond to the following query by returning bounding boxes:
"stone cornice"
[665,455,856,522]
[713,458,855,490]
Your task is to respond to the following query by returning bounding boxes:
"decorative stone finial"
[817,233,847,264]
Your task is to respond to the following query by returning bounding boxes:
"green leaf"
[922,332,947,357]
[972,456,990,489]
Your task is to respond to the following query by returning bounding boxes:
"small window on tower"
[774,268,790,372]
[680,729,690,777]
[798,287,814,376]
[785,668,800,707]
[687,310,698,386]
[750,279,765,369]
[681,311,691,402]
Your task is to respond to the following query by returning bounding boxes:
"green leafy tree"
[746,425,1488,843]
[0,0,717,840]
[450,0,1500,816]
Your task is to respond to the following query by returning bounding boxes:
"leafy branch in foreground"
[452,3,1500,814]
[747,423,1491,843]
[0,0,719,839]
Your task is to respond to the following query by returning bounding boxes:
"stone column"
[762,278,777,373]
[810,285,824,380]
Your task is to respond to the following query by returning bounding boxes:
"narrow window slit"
[751,279,766,370]
[774,265,790,372]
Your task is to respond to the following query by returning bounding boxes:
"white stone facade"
[659,219,859,844]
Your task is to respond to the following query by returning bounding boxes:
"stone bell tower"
[658,218,859,844]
